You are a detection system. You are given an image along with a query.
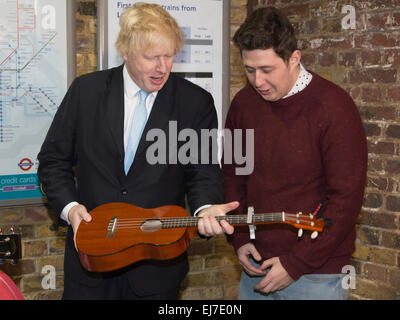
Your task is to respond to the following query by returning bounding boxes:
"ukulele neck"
[161,213,284,228]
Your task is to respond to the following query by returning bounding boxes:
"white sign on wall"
[99,0,228,132]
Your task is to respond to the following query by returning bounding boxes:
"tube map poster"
[0,0,68,203]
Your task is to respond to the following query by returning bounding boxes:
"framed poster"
[0,0,76,205]
[97,0,230,133]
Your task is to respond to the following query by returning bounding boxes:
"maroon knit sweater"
[223,72,367,280]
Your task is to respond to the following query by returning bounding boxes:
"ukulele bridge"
[107,217,118,238]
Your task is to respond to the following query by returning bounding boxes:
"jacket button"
[121,189,128,195]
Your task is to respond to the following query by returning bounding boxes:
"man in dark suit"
[38,3,237,300]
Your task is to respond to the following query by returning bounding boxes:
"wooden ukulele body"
[76,203,196,272]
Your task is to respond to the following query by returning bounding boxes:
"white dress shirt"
[122,65,158,150]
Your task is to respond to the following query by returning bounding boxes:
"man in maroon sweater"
[223,7,367,299]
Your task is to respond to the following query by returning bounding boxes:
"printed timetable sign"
[0,0,76,205]
[98,0,230,132]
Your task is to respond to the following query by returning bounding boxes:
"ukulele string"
[114,216,314,224]
[110,214,316,230]
[113,213,289,223]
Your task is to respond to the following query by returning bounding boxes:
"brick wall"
[1,0,399,300]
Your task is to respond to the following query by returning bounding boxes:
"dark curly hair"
[233,7,297,61]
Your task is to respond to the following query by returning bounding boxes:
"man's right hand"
[237,242,266,276]
[68,204,92,251]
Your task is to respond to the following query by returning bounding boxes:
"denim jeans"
[238,261,348,300]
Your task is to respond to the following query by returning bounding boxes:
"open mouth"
[150,76,165,85]
[259,89,271,95]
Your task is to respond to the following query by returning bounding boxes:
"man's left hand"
[197,201,239,237]
[253,257,294,294]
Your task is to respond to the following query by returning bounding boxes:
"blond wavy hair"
[115,2,184,56]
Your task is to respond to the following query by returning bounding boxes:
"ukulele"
[76,202,329,272]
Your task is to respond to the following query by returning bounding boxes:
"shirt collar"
[123,64,140,99]
[282,63,312,99]
[123,64,157,99]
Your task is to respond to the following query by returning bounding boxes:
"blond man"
[38,3,235,300]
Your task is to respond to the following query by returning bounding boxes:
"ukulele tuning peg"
[311,231,318,239]
[298,228,303,238]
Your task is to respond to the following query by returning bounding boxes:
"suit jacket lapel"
[101,65,125,160]
[100,67,176,176]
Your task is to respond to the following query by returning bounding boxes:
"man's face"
[242,48,300,102]
[123,38,175,93]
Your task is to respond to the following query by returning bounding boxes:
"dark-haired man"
[223,7,367,299]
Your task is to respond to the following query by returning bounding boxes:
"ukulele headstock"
[284,212,325,239]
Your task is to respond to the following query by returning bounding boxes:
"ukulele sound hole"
[140,219,162,232]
